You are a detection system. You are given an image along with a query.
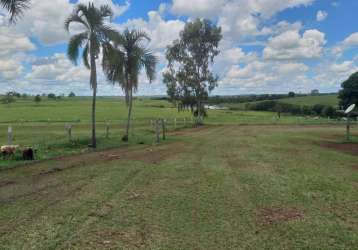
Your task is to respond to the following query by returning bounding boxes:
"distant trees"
[34,95,41,104]
[0,0,30,23]
[338,71,358,109]
[163,19,222,124]
[1,92,16,105]
[311,89,319,95]
[288,92,295,98]
[69,92,76,98]
[103,29,157,142]
[65,3,118,148]
[245,101,339,118]
[48,93,56,99]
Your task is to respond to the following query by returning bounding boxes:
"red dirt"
[318,142,358,156]
[258,207,304,225]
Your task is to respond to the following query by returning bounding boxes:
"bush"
[245,100,337,118]
[312,104,325,115]
[48,93,56,99]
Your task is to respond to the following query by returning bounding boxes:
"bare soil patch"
[318,142,358,156]
[0,181,16,188]
[258,207,304,226]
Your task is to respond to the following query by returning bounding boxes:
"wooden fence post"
[162,119,166,140]
[184,117,186,127]
[7,126,13,145]
[106,122,110,138]
[174,118,177,130]
[65,123,72,142]
[155,119,160,143]
[346,115,351,142]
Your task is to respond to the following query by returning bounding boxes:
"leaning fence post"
[155,119,160,143]
[7,126,13,145]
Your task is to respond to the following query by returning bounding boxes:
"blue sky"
[0,0,357,96]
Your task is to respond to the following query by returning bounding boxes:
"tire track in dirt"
[57,167,146,250]
[0,142,189,244]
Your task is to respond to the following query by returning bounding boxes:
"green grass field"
[278,94,339,107]
[224,94,339,110]
[0,97,357,249]
[0,97,348,169]
[0,125,357,249]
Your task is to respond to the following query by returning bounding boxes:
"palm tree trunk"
[124,88,133,142]
[90,47,97,148]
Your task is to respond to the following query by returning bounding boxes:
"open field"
[0,97,350,169]
[278,94,339,107]
[224,94,339,110]
[0,124,357,249]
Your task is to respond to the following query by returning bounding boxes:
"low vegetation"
[0,125,357,249]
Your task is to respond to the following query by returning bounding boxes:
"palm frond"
[100,4,113,19]
[82,43,90,69]
[1,0,30,23]
[67,32,88,64]
[64,13,89,32]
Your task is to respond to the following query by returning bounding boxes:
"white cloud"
[171,0,226,18]
[0,25,35,57]
[220,60,312,93]
[263,29,326,60]
[332,32,358,56]
[313,60,358,90]
[171,0,315,41]
[13,0,129,45]
[115,10,185,50]
[342,32,358,48]
[316,10,328,22]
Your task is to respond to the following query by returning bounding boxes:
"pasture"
[0,97,346,169]
[223,94,339,111]
[0,124,357,249]
[278,94,339,107]
[0,97,357,249]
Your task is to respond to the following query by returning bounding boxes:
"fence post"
[7,126,13,145]
[184,117,186,127]
[346,115,351,142]
[106,122,110,138]
[174,118,177,130]
[155,119,160,143]
[162,119,166,140]
[65,123,72,142]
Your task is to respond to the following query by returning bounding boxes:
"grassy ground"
[224,94,339,110]
[0,125,357,249]
[278,94,339,107]
[1,97,347,169]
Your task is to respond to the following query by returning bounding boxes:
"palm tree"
[103,29,157,142]
[65,3,118,148]
[1,0,30,23]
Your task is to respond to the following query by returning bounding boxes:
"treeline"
[206,92,337,105]
[244,100,339,118]
[1,91,76,104]
[207,94,296,104]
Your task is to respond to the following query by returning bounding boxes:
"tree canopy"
[163,18,222,121]
[338,71,358,109]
